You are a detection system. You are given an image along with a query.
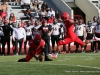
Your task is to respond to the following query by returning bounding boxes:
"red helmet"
[34,34,42,45]
[61,12,69,20]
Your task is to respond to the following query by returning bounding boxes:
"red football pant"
[25,49,42,62]
[58,36,84,46]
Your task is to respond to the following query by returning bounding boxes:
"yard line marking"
[64,58,70,60]
[76,65,100,70]
[86,54,100,56]
[0,61,100,70]
[58,60,66,61]
[29,63,100,70]
[63,56,100,57]
[84,57,95,60]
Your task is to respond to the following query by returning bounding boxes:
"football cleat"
[18,58,27,62]
[45,56,53,61]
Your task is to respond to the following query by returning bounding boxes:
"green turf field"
[0,53,100,75]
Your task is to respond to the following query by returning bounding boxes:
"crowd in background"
[0,0,100,56]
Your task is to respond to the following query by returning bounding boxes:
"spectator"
[30,16,35,26]
[21,20,26,27]
[9,13,16,23]
[32,2,38,12]
[34,20,41,30]
[55,10,60,20]
[47,15,55,25]
[21,0,31,9]
[15,0,20,2]
[36,8,41,16]
[1,2,8,20]
[39,8,48,20]
[48,7,55,17]
[32,0,39,7]
[41,1,48,11]
[1,2,8,12]
[12,23,26,55]
[24,8,33,19]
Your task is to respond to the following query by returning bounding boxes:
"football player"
[18,33,53,62]
[53,12,90,58]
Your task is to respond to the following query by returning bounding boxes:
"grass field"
[0,53,100,75]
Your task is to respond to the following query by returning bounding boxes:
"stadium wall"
[51,0,74,18]
[75,0,99,23]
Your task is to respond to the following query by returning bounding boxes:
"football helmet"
[61,12,69,21]
[33,34,41,45]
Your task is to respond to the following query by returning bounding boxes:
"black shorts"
[0,36,3,43]
[86,33,93,40]
[95,33,100,38]
[26,36,32,41]
[74,36,83,45]
[78,36,84,41]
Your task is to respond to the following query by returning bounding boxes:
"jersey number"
[76,27,81,30]
[53,27,57,31]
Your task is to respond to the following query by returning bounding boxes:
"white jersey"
[95,25,100,33]
[92,22,97,28]
[75,24,84,36]
[86,25,94,34]
[34,25,41,30]
[57,22,65,38]
[57,22,65,33]
[51,24,60,35]
[24,26,32,36]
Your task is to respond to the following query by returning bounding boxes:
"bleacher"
[0,0,44,23]
[0,0,60,24]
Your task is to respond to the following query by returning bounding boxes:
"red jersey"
[64,19,75,37]
[1,11,7,17]
[29,39,45,51]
